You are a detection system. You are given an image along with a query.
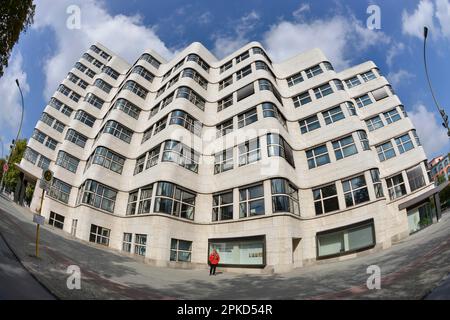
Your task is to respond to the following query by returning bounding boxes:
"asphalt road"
[0,234,55,300]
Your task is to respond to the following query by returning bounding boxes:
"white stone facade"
[18,42,435,273]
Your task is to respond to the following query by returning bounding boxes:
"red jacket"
[209,252,220,265]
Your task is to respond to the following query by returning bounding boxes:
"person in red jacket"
[209,249,220,275]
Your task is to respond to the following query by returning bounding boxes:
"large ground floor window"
[89,224,111,246]
[49,212,65,230]
[316,219,375,259]
[407,201,434,234]
[208,236,266,267]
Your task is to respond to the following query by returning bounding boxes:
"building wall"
[19,41,434,273]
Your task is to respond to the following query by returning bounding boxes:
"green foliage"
[25,182,35,204]
[440,184,450,206]
[2,139,27,191]
[437,174,446,185]
[0,158,5,182]
[0,0,35,77]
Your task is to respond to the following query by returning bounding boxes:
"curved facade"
[18,41,437,273]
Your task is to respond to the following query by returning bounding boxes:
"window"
[113,99,141,119]
[323,61,334,71]
[40,112,55,127]
[123,81,148,99]
[74,110,95,127]
[317,219,375,258]
[236,51,249,64]
[293,91,312,107]
[387,173,407,200]
[238,138,261,166]
[48,178,71,204]
[94,79,112,93]
[333,79,345,91]
[37,156,51,169]
[262,102,287,129]
[57,84,71,96]
[53,120,65,133]
[84,93,104,109]
[78,180,117,213]
[346,101,357,116]
[271,179,300,215]
[399,105,408,118]
[65,129,87,148]
[287,72,304,87]
[49,212,65,230]
[56,151,80,173]
[45,137,58,150]
[238,108,258,128]
[24,147,39,164]
[370,169,384,198]
[259,79,282,104]
[361,70,376,82]
[407,165,426,192]
[252,47,271,63]
[383,108,401,124]
[267,133,295,167]
[69,91,80,103]
[170,110,202,136]
[365,115,384,131]
[323,106,345,125]
[131,65,154,82]
[134,234,147,256]
[103,66,119,80]
[345,76,361,88]
[313,184,339,215]
[237,83,255,101]
[160,93,174,109]
[127,185,153,215]
[314,83,333,99]
[32,129,46,144]
[214,148,233,174]
[87,147,125,174]
[220,60,233,73]
[305,64,323,78]
[343,175,370,207]
[216,119,233,137]
[146,145,160,169]
[412,130,421,146]
[218,94,233,111]
[134,155,146,175]
[333,135,358,160]
[358,131,371,151]
[61,105,73,117]
[376,141,396,161]
[395,133,414,154]
[74,62,87,73]
[236,65,252,80]
[103,121,133,144]
[187,54,209,72]
[182,68,208,89]
[140,53,161,69]
[89,224,111,246]
[176,86,205,110]
[219,76,233,90]
[162,140,199,173]
[154,116,167,135]
[239,184,265,218]
[355,94,373,108]
[212,191,233,221]
[170,239,192,262]
[122,233,132,252]
[299,115,320,134]
[154,182,196,220]
[306,145,330,169]
[255,61,270,72]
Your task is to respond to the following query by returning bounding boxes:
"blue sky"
[0,0,449,160]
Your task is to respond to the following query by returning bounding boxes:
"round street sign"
[43,169,53,182]
[3,163,8,173]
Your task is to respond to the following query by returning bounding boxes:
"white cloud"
[198,12,212,25]
[262,15,390,70]
[409,104,450,157]
[0,52,29,145]
[212,10,260,58]
[386,69,415,87]
[292,3,310,20]
[402,0,438,39]
[34,0,174,98]
[436,0,450,37]
[386,42,405,67]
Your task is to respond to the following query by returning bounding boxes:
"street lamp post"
[0,79,25,193]
[423,26,450,137]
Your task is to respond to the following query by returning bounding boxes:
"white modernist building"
[17,42,441,273]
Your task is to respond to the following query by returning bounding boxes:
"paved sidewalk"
[1,196,450,300]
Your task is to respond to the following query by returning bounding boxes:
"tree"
[0,0,35,77]
[2,139,27,192]
[0,158,5,182]
[436,174,446,185]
